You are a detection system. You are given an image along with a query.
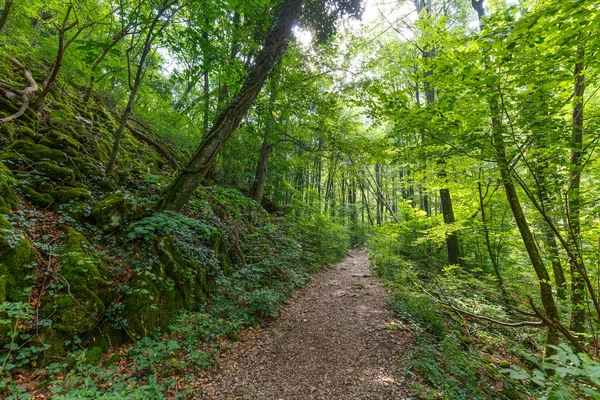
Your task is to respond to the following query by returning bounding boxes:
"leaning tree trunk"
[159,0,304,212]
[472,0,560,356]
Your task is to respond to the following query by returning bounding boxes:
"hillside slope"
[0,60,347,397]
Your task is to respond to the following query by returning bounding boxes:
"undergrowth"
[0,190,349,399]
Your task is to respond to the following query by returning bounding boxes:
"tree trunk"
[251,78,277,203]
[492,111,560,354]
[0,0,13,32]
[159,0,304,212]
[478,181,510,304]
[440,187,459,264]
[33,5,84,110]
[568,45,586,333]
[84,26,130,103]
[471,0,559,354]
[106,1,178,173]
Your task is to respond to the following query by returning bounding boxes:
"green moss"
[17,126,35,139]
[33,162,75,182]
[38,129,85,156]
[56,187,91,204]
[20,106,39,125]
[42,229,114,339]
[37,328,67,359]
[0,215,37,303]
[9,141,68,163]
[0,162,19,213]
[71,156,102,178]
[96,179,117,192]
[91,191,137,232]
[122,235,213,338]
[0,122,15,143]
[0,97,19,114]
[37,181,56,196]
[22,186,54,208]
[84,346,104,365]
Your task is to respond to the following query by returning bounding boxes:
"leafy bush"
[283,211,349,264]
[126,211,214,241]
[506,344,600,399]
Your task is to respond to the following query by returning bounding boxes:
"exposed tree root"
[0,58,39,124]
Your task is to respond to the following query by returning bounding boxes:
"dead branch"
[0,58,39,124]
[440,300,544,328]
[125,122,180,171]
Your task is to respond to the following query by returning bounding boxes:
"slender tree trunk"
[0,0,13,32]
[251,78,277,203]
[84,26,130,102]
[33,5,85,110]
[478,181,510,304]
[472,0,559,354]
[360,181,374,225]
[568,45,586,333]
[159,0,304,211]
[440,186,459,264]
[202,27,210,138]
[107,1,178,173]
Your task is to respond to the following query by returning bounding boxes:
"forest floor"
[198,250,415,399]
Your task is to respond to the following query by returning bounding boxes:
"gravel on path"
[201,249,414,399]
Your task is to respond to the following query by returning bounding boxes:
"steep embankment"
[0,59,343,397]
[201,250,414,399]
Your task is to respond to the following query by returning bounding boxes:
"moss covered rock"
[9,141,68,163]
[0,215,37,344]
[22,185,54,208]
[42,229,114,340]
[0,122,15,143]
[0,162,19,213]
[91,191,136,232]
[71,156,102,178]
[17,126,35,140]
[122,235,214,338]
[38,129,86,156]
[56,187,91,204]
[33,161,75,182]
[0,215,37,303]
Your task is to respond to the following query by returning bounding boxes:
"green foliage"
[506,345,600,399]
[126,211,214,242]
[283,210,349,264]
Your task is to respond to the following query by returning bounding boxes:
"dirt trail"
[201,250,414,399]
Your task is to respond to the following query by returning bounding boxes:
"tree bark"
[478,181,510,304]
[33,5,86,110]
[0,0,13,32]
[472,0,559,355]
[251,78,277,203]
[159,0,304,212]
[568,45,586,333]
[106,1,179,173]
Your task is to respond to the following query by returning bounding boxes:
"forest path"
[200,250,415,399]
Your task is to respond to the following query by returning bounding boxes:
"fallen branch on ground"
[125,122,180,171]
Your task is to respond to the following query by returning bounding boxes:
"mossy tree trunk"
[159,0,305,212]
